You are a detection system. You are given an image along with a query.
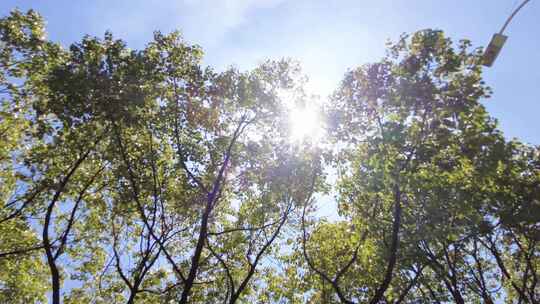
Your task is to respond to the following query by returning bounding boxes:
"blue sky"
[1,0,539,144]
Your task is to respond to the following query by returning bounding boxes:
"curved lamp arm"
[483,0,532,67]
[499,0,532,34]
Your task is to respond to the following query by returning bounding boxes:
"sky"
[0,4,537,301]
[1,0,538,145]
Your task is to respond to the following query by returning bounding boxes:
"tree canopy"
[1,9,539,304]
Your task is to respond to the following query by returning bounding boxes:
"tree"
[291,29,540,303]
[1,9,539,304]
[0,9,321,304]
[0,9,62,303]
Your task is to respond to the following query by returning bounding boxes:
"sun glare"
[289,105,324,142]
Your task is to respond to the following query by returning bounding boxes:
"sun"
[289,104,324,142]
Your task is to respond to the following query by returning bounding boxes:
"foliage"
[0,9,539,304]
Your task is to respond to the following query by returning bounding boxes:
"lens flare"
[289,105,324,142]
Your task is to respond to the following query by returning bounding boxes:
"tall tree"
[289,29,540,303]
[1,9,539,304]
[1,9,321,304]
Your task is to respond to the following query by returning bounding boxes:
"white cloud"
[179,0,287,47]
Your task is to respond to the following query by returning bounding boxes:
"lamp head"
[482,33,508,67]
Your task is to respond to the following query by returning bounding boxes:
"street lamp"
[482,0,532,67]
